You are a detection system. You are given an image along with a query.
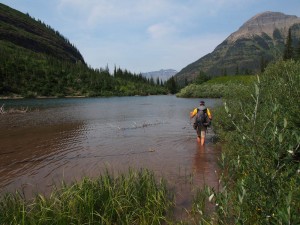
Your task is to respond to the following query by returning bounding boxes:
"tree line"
[1,4,174,98]
[0,41,169,97]
[283,27,300,60]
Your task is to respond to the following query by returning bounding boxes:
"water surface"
[0,95,221,217]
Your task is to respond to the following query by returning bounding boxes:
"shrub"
[193,60,300,224]
[176,75,255,98]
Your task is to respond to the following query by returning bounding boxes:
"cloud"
[57,0,240,28]
[51,0,268,72]
[56,0,236,71]
[147,22,177,39]
[57,0,171,27]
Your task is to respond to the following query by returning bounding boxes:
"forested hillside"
[0,3,84,63]
[0,3,167,97]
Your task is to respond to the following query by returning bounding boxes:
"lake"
[0,95,221,216]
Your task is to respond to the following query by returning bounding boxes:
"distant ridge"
[142,69,177,81]
[175,11,300,84]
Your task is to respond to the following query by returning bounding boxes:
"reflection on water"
[0,96,221,216]
[193,144,220,189]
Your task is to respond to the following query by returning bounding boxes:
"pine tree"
[235,64,239,75]
[156,77,160,85]
[195,71,209,84]
[296,41,300,61]
[283,28,293,60]
[222,68,227,76]
[260,56,268,73]
[166,76,177,94]
[184,78,189,86]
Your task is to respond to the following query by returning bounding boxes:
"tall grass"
[176,75,255,98]
[0,169,174,225]
[192,60,300,224]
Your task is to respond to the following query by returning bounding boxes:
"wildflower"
[287,150,294,155]
[209,193,214,202]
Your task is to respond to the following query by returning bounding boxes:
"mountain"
[175,11,300,84]
[0,3,85,63]
[142,69,177,82]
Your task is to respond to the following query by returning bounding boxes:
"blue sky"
[1,0,300,73]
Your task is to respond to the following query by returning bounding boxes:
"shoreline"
[0,94,171,100]
[0,95,87,100]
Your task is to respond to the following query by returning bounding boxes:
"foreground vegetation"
[176,75,255,98]
[0,169,173,225]
[192,60,300,224]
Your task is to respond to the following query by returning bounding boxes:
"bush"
[176,75,255,98]
[193,60,300,224]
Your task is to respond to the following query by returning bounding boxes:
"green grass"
[0,169,174,225]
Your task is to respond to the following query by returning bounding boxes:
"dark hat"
[200,101,205,105]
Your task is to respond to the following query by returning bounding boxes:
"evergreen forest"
[0,3,169,98]
[0,41,167,97]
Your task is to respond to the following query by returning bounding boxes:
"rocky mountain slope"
[175,11,300,84]
[0,3,85,63]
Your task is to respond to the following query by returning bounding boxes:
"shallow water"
[0,95,221,218]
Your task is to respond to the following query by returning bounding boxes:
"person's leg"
[200,129,206,146]
[196,127,201,143]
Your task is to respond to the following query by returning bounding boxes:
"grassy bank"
[192,60,300,224]
[176,75,255,98]
[0,169,173,225]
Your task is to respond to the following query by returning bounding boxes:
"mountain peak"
[227,11,300,42]
[142,69,177,81]
[175,11,300,83]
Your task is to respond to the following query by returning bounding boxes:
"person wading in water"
[190,101,212,145]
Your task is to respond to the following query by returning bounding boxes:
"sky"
[1,0,300,73]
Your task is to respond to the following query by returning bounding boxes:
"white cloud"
[147,22,177,39]
[57,0,172,27]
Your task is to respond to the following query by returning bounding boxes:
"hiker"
[190,101,212,145]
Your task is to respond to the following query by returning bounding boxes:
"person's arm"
[207,108,212,120]
[190,108,197,118]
